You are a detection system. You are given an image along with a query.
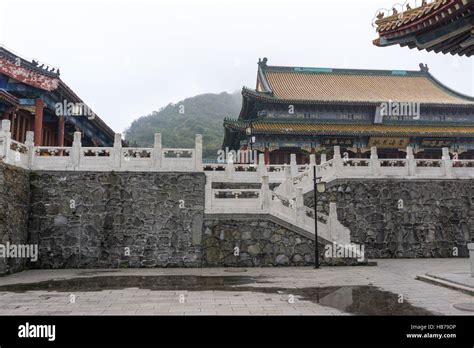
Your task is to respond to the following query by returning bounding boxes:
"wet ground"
[0,275,431,315]
[0,259,471,315]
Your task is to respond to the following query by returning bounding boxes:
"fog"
[1,0,472,132]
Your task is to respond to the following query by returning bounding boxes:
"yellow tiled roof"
[262,69,474,105]
[225,119,474,137]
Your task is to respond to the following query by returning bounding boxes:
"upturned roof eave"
[375,0,468,35]
[223,127,474,138]
[0,89,20,106]
[223,118,474,137]
[223,125,474,138]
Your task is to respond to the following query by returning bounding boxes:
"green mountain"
[124,91,242,159]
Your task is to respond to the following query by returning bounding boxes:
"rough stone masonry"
[2,162,474,274]
[27,170,319,269]
[305,179,474,259]
[0,163,30,274]
[28,171,206,268]
[202,217,317,267]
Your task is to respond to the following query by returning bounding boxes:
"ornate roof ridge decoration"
[260,63,428,77]
[0,45,116,139]
[243,58,474,106]
[373,0,474,56]
[374,0,453,30]
[0,45,60,77]
[257,57,273,94]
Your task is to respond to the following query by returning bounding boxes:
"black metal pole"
[313,164,319,269]
[249,120,253,151]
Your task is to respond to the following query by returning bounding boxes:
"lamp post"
[313,163,326,269]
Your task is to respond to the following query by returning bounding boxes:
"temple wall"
[0,163,30,275]
[305,179,474,258]
[3,163,474,272]
[202,216,317,267]
[26,170,334,268]
[28,171,206,268]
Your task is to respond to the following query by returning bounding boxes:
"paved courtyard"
[0,259,472,315]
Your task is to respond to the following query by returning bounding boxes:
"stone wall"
[28,171,205,268]
[305,179,474,258]
[0,163,30,275]
[5,164,474,271]
[202,216,320,267]
[28,171,326,268]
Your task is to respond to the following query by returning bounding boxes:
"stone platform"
[416,272,474,296]
[0,259,471,316]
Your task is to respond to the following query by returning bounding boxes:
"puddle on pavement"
[0,275,432,315]
[0,275,266,292]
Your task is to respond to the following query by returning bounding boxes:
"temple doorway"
[269,148,310,165]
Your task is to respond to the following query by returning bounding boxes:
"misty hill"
[124,91,242,159]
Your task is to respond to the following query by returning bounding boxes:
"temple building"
[0,46,115,146]
[222,58,474,164]
[373,0,473,57]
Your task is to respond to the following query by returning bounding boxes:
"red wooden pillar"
[2,106,16,122]
[11,113,17,140]
[264,147,270,165]
[34,99,44,146]
[20,113,26,142]
[15,113,22,141]
[58,115,65,146]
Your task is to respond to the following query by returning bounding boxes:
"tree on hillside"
[124,91,241,159]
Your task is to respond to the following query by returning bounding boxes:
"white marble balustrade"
[2,119,474,183]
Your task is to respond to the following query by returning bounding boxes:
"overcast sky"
[1,0,472,133]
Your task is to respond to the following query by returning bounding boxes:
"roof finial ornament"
[392,7,398,15]
[419,63,429,73]
[406,4,412,11]
[258,57,268,67]
[377,12,385,19]
[422,0,428,6]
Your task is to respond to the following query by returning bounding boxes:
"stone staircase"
[205,163,366,264]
